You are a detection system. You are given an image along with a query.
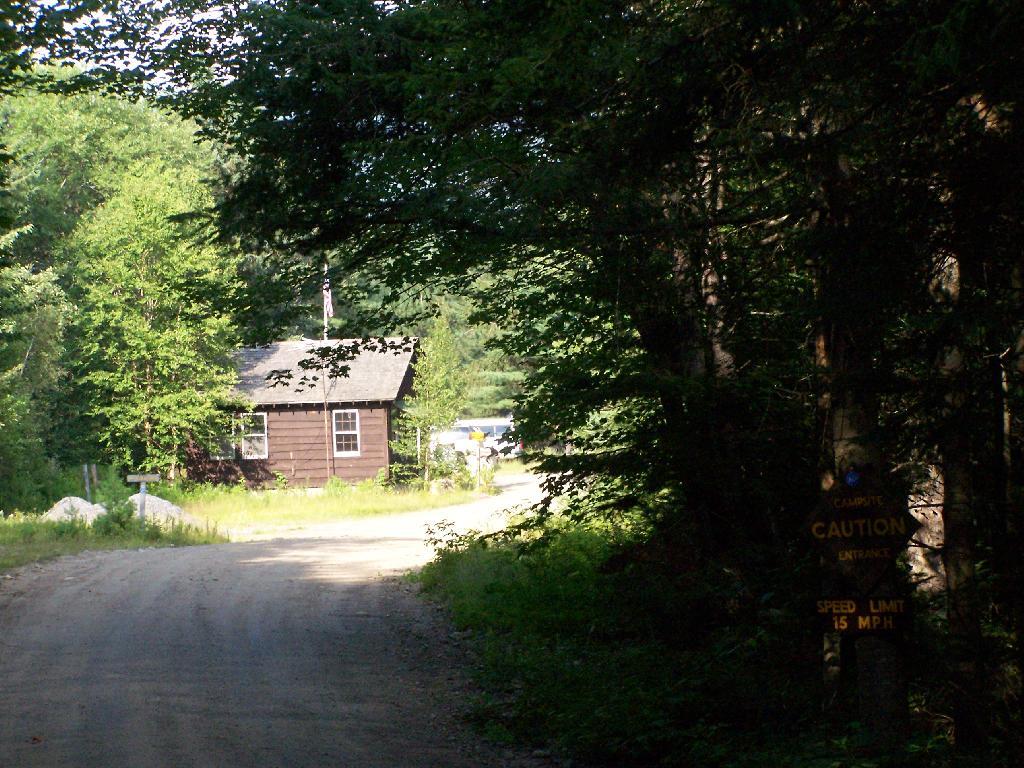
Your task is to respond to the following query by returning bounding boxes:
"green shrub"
[356,476,378,491]
[387,461,422,487]
[52,518,89,538]
[427,446,466,481]
[93,467,133,508]
[420,524,957,767]
[477,462,496,489]
[91,501,138,537]
[0,512,224,573]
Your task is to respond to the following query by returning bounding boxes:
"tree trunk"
[827,330,909,747]
[629,244,712,546]
[940,427,987,750]
[933,247,990,752]
[1006,265,1024,695]
[815,324,844,711]
[811,141,909,743]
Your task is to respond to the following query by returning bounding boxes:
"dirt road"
[0,475,547,768]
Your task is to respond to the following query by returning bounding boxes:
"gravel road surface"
[0,474,550,768]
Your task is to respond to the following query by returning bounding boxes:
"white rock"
[128,494,198,525]
[42,497,107,523]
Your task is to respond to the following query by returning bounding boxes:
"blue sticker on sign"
[845,470,861,488]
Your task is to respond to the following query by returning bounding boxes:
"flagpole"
[322,263,329,341]
[321,262,335,484]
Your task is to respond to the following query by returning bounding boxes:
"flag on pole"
[322,273,334,319]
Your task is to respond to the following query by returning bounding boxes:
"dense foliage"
[422,522,921,767]
[63,162,241,473]
[0,78,242,506]
[402,311,467,470]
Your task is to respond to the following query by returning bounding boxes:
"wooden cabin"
[189,338,415,487]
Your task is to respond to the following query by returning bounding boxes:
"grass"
[157,480,484,538]
[418,522,958,768]
[0,466,489,570]
[0,513,225,573]
[1,465,225,574]
[492,457,537,477]
[418,525,687,764]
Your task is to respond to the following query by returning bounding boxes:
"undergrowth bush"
[0,510,224,572]
[323,476,353,497]
[420,525,959,768]
[90,500,159,538]
[387,461,422,487]
[0,463,135,516]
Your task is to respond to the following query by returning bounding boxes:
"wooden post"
[82,464,91,503]
[126,473,161,523]
[321,367,334,485]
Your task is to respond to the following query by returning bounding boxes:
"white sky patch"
[32,0,251,92]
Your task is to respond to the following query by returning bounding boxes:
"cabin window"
[333,409,360,457]
[239,413,268,459]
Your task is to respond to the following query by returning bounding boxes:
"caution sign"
[817,597,910,634]
[809,482,920,592]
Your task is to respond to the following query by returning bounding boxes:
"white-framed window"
[333,409,360,457]
[239,412,268,459]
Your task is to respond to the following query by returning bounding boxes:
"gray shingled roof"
[235,338,415,405]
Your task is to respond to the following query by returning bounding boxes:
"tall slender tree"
[64,162,240,475]
[404,311,467,479]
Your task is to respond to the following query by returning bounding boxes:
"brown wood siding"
[188,402,392,487]
[264,403,390,485]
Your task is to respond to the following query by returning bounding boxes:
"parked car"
[430,426,471,450]
[429,417,522,459]
[454,417,522,458]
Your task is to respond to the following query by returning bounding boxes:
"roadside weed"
[0,514,224,573]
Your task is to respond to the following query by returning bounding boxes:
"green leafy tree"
[403,311,467,478]
[0,254,68,511]
[0,3,96,94]
[0,80,214,269]
[0,8,160,510]
[1,80,243,476]
[64,162,240,476]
